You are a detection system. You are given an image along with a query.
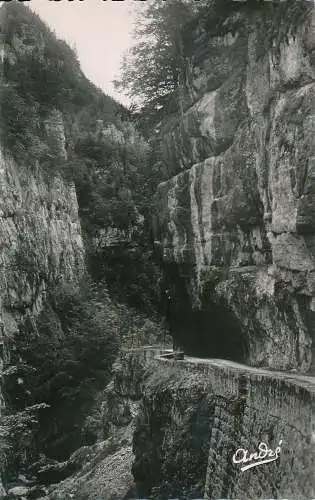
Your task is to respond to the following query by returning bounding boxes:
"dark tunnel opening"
[162,263,249,364]
[168,305,249,363]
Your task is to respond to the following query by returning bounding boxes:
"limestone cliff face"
[155,2,315,371]
[0,109,85,492]
[0,121,85,346]
[0,120,85,401]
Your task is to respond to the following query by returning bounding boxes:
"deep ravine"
[0,1,315,499]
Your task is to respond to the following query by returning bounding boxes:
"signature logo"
[232,440,282,472]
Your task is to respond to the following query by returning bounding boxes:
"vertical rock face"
[155,2,315,371]
[0,111,85,491]
[0,147,85,345]
[0,139,85,401]
[0,7,86,494]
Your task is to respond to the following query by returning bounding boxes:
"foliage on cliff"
[0,2,122,163]
[71,122,164,312]
[68,119,163,314]
[116,0,245,111]
[116,0,195,110]
[117,0,311,125]
[3,281,120,463]
[2,279,166,481]
[0,403,49,482]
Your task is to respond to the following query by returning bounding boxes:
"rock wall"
[0,145,85,347]
[132,350,315,499]
[0,7,85,493]
[155,1,315,371]
[0,129,85,491]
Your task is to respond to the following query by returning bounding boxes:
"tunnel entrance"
[162,264,249,364]
[168,304,248,363]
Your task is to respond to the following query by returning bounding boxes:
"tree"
[115,0,196,111]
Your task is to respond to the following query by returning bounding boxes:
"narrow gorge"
[0,1,314,499]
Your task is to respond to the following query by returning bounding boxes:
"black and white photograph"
[0,0,314,498]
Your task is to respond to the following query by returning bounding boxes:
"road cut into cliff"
[129,345,315,499]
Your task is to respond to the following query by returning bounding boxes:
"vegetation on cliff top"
[0,2,121,161]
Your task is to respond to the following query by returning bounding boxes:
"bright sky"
[28,0,139,105]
